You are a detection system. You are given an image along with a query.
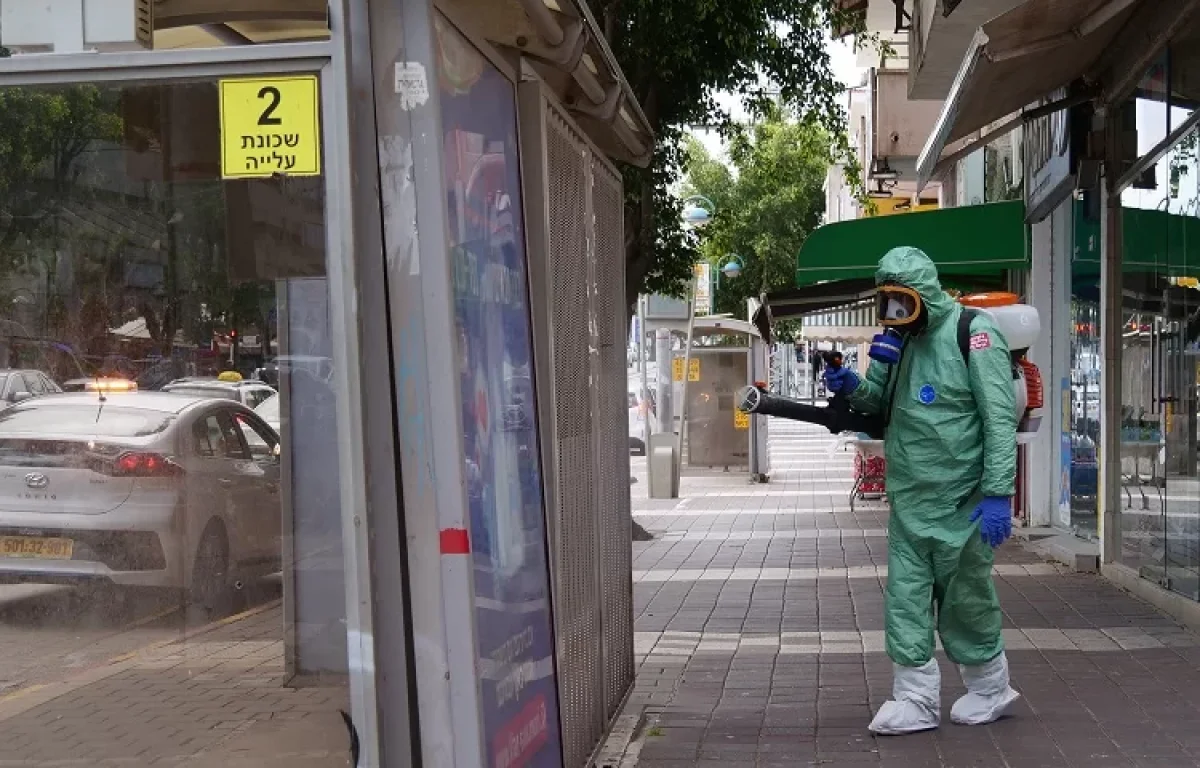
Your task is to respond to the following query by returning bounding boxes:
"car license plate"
[0,536,73,559]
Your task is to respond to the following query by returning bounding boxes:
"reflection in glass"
[1069,295,1099,535]
[0,80,351,764]
[1117,307,1165,576]
[1160,127,1200,600]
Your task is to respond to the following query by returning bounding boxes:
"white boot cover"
[869,659,941,736]
[950,652,1020,725]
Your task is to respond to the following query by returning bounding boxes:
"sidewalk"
[0,601,350,767]
[612,421,1200,768]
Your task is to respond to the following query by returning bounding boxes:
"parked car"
[254,392,280,434]
[162,378,277,410]
[0,392,282,616]
[0,369,62,406]
[253,356,334,389]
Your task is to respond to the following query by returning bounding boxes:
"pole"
[1099,107,1124,565]
[638,295,651,449]
[655,328,673,434]
[674,270,699,486]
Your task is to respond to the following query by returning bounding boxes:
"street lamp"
[672,195,718,491]
[681,195,716,230]
[682,204,712,228]
[720,254,746,280]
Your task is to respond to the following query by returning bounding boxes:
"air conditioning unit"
[870,67,944,162]
[1,0,153,52]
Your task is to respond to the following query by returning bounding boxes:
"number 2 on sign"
[258,86,283,126]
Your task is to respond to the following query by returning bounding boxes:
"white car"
[161,378,277,410]
[254,392,280,434]
[0,392,282,616]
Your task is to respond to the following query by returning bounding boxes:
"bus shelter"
[650,317,770,481]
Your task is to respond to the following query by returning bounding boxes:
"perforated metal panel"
[592,156,634,720]
[545,105,605,768]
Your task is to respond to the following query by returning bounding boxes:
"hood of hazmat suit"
[848,246,1017,670]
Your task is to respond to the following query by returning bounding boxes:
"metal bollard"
[648,433,678,499]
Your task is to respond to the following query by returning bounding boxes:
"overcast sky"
[690,37,866,163]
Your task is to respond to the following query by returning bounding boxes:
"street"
[611,421,1200,768]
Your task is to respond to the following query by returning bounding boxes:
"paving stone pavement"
[0,601,351,767]
[614,421,1200,768]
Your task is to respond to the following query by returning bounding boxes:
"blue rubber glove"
[970,496,1013,548]
[823,367,860,395]
[869,330,905,365]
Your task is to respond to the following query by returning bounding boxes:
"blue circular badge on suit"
[918,384,936,404]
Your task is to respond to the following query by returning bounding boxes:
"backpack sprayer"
[736,293,1044,442]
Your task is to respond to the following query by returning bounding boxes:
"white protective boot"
[869,659,941,736]
[950,652,1020,725]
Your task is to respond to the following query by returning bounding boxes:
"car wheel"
[190,523,237,619]
[629,438,646,456]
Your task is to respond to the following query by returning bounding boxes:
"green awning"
[1074,202,1200,278]
[795,200,1028,285]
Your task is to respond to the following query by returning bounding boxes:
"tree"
[682,109,829,331]
[0,84,123,260]
[585,0,864,309]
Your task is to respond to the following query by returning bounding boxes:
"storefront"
[0,1,647,766]
[1095,30,1200,613]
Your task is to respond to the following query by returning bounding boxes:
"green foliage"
[0,82,265,357]
[0,85,123,258]
[984,144,1022,203]
[586,0,865,308]
[682,108,828,326]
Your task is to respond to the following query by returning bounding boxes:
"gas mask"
[876,283,927,335]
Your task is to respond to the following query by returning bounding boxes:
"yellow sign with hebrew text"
[219,76,321,179]
[672,358,701,382]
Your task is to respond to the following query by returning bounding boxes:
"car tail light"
[110,452,182,477]
[1019,359,1044,410]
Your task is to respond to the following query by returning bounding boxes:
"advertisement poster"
[437,14,562,768]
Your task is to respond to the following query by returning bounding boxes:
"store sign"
[1025,87,1074,224]
[693,263,712,315]
[219,76,322,179]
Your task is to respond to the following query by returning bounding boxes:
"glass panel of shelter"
[0,72,352,765]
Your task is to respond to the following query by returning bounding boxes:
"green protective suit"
[848,247,1017,668]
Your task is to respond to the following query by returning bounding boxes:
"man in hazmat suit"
[823,246,1020,735]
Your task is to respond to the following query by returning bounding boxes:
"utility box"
[678,348,752,470]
